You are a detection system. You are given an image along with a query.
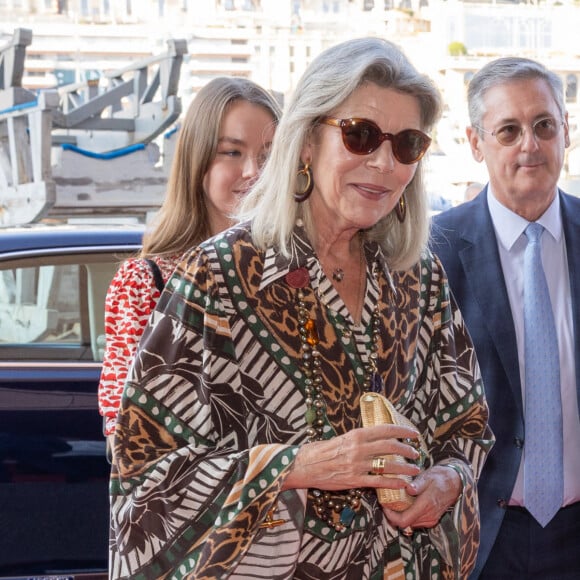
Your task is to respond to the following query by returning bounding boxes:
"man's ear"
[564,112,571,148]
[466,126,485,163]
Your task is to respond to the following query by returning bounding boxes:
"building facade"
[2,0,579,197]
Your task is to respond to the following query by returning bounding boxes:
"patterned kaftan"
[110,222,493,580]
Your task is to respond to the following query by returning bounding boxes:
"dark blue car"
[0,222,143,579]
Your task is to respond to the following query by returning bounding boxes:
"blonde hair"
[239,37,441,271]
[142,76,281,257]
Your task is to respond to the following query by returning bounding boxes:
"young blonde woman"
[98,77,281,445]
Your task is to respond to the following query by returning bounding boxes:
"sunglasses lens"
[495,125,521,146]
[494,118,560,146]
[343,121,382,154]
[393,130,431,164]
[534,118,559,140]
[330,118,431,162]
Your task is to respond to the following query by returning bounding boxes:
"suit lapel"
[458,191,523,411]
[560,192,580,409]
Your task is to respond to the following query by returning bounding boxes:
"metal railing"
[0,28,187,227]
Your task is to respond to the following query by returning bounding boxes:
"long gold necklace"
[287,259,383,533]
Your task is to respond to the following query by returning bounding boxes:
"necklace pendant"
[305,407,317,425]
[332,268,344,282]
[260,508,286,529]
[304,318,319,346]
[370,372,383,394]
[339,505,356,527]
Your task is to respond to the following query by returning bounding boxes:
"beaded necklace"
[288,259,383,533]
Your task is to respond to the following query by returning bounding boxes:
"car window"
[0,252,127,362]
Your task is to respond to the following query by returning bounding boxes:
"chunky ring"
[370,457,386,475]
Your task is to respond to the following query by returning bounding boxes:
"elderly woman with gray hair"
[109,37,493,579]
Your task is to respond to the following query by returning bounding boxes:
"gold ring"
[370,457,386,475]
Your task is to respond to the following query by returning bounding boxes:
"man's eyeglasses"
[320,117,432,164]
[474,117,564,147]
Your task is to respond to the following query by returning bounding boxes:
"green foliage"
[448,41,468,56]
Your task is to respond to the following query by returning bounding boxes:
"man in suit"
[431,57,580,578]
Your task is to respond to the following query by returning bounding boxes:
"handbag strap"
[144,258,166,293]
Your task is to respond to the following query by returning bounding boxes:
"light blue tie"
[523,222,563,527]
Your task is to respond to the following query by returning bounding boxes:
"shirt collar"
[259,220,394,293]
[259,221,314,290]
[487,186,562,251]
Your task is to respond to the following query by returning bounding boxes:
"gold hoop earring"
[395,194,407,223]
[294,163,314,202]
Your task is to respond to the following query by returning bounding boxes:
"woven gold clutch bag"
[360,392,427,511]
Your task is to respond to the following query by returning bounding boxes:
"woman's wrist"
[441,462,465,508]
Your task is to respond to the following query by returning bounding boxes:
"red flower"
[285,267,309,289]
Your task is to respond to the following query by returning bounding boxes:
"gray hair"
[467,57,566,129]
[238,37,442,271]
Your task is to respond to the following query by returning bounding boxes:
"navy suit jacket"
[430,187,580,578]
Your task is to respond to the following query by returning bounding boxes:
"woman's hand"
[282,424,421,492]
[382,464,463,531]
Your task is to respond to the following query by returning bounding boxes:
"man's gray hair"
[467,57,565,130]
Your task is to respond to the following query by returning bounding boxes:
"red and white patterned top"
[98,255,181,435]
